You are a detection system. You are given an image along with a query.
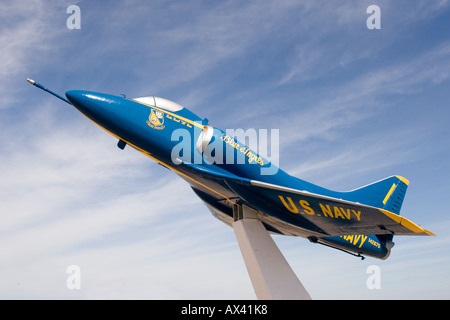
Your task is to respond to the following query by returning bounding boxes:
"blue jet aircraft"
[27,79,434,261]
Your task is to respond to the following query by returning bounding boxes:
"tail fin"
[382,176,408,214]
[348,175,409,213]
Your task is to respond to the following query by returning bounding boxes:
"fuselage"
[66,90,297,187]
[64,90,394,259]
[65,91,370,197]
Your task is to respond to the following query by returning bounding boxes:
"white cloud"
[0,103,266,299]
[273,40,450,150]
[0,1,69,109]
[0,94,255,299]
[278,0,450,85]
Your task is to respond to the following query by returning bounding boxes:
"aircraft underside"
[174,168,395,260]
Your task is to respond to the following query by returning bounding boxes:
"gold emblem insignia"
[147,108,165,130]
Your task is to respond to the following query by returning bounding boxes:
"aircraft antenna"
[26,78,72,105]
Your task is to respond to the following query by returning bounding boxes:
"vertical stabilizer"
[348,175,409,214]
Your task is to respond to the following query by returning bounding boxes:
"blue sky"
[1,0,450,299]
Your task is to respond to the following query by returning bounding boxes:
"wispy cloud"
[274,39,450,146]
[0,1,70,109]
[278,0,450,85]
[0,103,250,298]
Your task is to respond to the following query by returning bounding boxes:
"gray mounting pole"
[232,204,312,300]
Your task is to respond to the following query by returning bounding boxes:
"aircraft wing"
[179,162,434,237]
[226,179,435,237]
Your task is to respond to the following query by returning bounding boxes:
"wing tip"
[380,209,435,236]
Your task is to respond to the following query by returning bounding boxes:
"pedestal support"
[232,204,312,300]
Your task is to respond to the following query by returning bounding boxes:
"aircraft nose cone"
[65,90,115,115]
[66,90,87,107]
[64,90,126,132]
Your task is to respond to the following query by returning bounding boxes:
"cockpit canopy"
[133,96,184,112]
